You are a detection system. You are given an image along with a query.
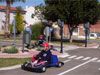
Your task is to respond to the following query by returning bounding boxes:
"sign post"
[13,19,16,47]
[84,22,90,47]
[58,19,64,53]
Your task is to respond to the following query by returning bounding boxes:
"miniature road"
[0,48,100,75]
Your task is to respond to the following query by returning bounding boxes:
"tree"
[0,0,26,35]
[15,6,24,34]
[44,0,99,42]
[35,3,45,22]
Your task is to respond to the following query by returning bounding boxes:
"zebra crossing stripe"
[99,68,100,70]
[91,58,99,61]
[91,58,98,62]
[75,56,84,60]
[82,57,91,60]
[66,55,100,62]
[97,60,100,62]
[68,55,77,59]
[58,54,70,58]
[63,59,71,63]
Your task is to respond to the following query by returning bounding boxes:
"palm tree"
[0,0,26,36]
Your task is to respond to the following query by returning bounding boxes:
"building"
[0,6,25,34]
[0,6,15,33]
[0,6,41,34]
[63,21,100,39]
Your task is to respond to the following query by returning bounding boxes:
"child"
[32,42,52,65]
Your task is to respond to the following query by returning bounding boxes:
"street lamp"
[58,19,64,53]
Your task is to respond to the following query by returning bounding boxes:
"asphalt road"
[0,48,100,75]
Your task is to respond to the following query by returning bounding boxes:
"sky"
[0,0,45,8]
[0,0,100,8]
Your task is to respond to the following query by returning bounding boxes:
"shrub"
[3,46,18,54]
[31,22,45,40]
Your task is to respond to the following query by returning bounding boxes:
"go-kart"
[21,55,64,72]
[31,40,45,48]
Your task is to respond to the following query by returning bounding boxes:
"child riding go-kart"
[21,42,64,72]
[32,35,46,48]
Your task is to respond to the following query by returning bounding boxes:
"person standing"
[24,25,32,48]
[44,21,53,42]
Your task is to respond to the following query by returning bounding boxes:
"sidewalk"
[0,43,99,58]
[0,49,69,58]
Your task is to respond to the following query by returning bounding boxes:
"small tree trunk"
[5,1,11,38]
[69,30,73,43]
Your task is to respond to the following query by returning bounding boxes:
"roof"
[0,6,26,13]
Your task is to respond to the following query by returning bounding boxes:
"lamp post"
[58,19,64,53]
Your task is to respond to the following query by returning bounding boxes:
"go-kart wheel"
[27,63,32,68]
[41,66,46,72]
[58,62,64,67]
[21,62,28,69]
[58,62,62,67]
[21,65,25,70]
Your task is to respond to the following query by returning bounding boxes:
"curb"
[80,45,99,49]
[0,64,21,71]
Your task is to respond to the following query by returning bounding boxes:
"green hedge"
[3,46,18,54]
[31,22,45,40]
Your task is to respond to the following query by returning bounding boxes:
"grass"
[0,58,31,68]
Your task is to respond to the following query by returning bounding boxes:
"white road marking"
[57,58,97,75]
[58,54,70,58]
[82,57,91,60]
[91,58,98,62]
[75,56,84,60]
[97,60,100,62]
[63,59,71,63]
[98,68,100,70]
[68,55,77,59]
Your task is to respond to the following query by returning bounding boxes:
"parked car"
[89,32,100,39]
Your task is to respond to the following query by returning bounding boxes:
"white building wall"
[0,12,5,32]
[10,13,15,24]
[0,12,15,32]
